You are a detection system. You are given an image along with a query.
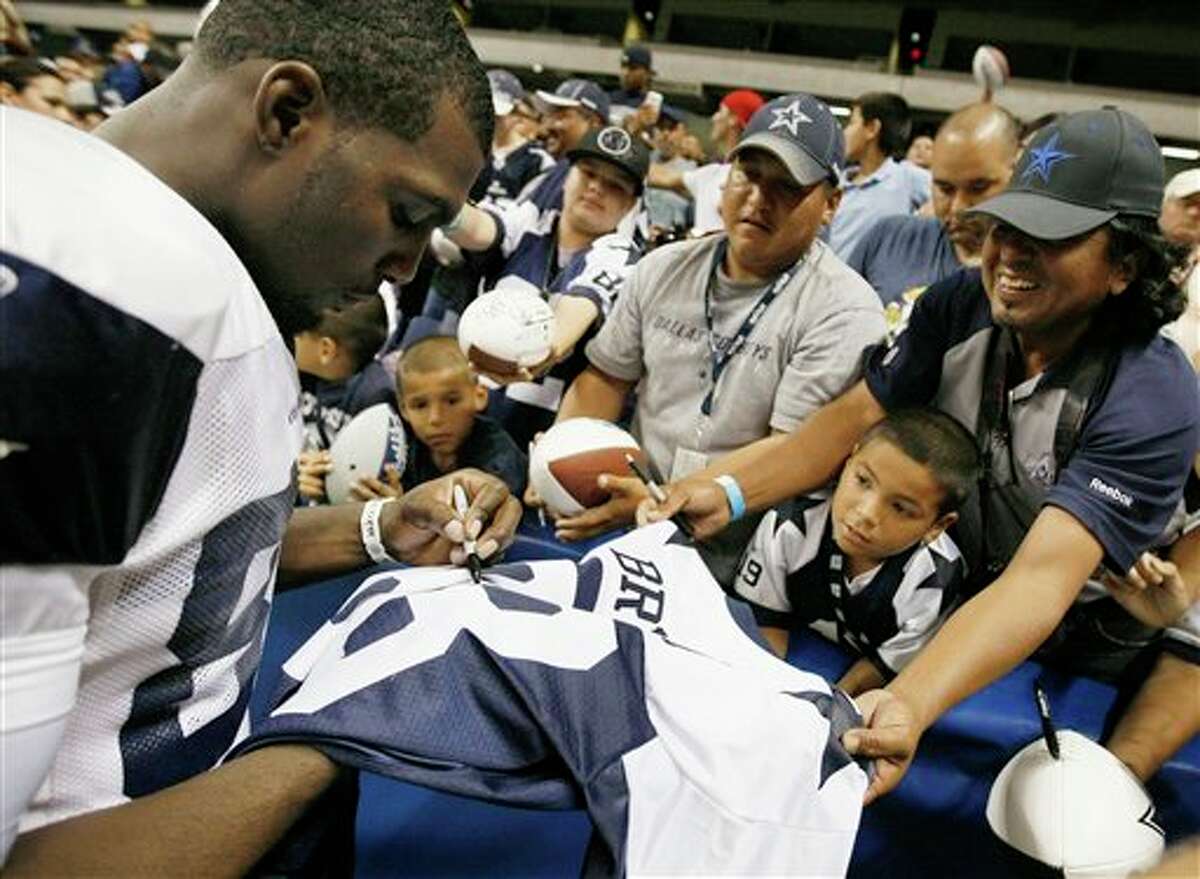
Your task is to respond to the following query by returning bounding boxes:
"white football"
[986,730,1165,877]
[326,403,407,505]
[457,281,554,375]
[972,45,1010,97]
[529,418,646,518]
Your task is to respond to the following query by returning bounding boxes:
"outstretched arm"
[1106,652,1200,781]
[647,380,886,538]
[557,364,635,424]
[844,506,1100,803]
[440,203,500,252]
[1105,528,1200,780]
[6,745,338,877]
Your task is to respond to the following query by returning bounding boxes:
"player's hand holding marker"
[380,469,520,568]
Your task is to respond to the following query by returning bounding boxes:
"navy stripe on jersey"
[120,480,296,796]
[0,252,201,565]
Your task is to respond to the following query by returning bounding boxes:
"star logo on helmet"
[768,99,812,137]
[1020,132,1077,185]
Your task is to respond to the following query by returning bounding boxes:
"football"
[972,45,1010,98]
[529,418,647,517]
[457,281,554,376]
[986,730,1165,877]
[325,403,408,504]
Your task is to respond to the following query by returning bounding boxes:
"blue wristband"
[714,475,746,522]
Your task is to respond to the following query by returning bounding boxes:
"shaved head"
[931,103,1021,263]
[936,102,1020,153]
[397,336,473,391]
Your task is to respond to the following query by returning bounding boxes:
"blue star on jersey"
[770,99,813,137]
[1021,132,1077,185]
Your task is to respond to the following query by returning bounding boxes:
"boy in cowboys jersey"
[734,409,975,695]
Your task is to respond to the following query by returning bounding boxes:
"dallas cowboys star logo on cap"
[1021,131,1078,185]
[768,99,813,137]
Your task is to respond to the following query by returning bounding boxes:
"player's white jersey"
[1,108,301,837]
[246,524,868,876]
[734,495,964,675]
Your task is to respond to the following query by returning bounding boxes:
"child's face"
[830,438,955,567]
[398,368,487,457]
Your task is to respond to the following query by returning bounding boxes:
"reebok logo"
[1089,477,1133,508]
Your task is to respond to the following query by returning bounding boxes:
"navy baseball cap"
[969,107,1164,240]
[534,78,611,122]
[621,45,653,70]
[487,69,525,116]
[567,126,651,193]
[730,93,845,187]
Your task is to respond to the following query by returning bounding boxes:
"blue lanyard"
[701,239,801,416]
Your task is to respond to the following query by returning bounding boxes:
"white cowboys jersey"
[0,108,301,845]
[734,495,964,675]
[246,523,868,877]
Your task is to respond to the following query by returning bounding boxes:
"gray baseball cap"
[730,93,845,187]
[968,107,1164,240]
[487,69,525,116]
[534,78,611,122]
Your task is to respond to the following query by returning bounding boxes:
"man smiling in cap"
[651,106,1200,814]
[534,77,610,158]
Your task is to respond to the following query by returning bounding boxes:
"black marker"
[625,453,694,541]
[1034,681,1060,760]
[453,484,484,583]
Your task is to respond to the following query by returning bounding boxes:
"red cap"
[720,89,766,128]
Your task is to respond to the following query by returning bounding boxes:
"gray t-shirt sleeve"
[584,260,646,381]
[770,274,886,431]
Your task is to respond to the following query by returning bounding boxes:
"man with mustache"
[846,103,1020,310]
[548,94,884,576]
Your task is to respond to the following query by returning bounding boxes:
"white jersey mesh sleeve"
[1,108,301,840]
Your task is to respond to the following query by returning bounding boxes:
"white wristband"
[360,498,397,564]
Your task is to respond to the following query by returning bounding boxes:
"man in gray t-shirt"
[544,93,885,549]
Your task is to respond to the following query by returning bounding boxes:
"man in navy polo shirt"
[653,108,1200,799]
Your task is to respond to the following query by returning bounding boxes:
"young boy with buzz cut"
[733,407,978,695]
[391,336,527,497]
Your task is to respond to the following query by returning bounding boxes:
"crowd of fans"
[3,0,1200,872]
